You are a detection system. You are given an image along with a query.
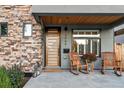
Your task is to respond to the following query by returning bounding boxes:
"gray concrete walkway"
[24,70,124,88]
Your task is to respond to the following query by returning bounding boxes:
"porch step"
[43,66,63,72]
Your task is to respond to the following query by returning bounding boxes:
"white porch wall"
[61,27,72,69]
[101,29,114,52]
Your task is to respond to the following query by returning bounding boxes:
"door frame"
[44,27,61,67]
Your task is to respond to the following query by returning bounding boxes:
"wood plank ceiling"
[41,16,124,25]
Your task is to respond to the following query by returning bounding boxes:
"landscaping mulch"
[21,73,32,88]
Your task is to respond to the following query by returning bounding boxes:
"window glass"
[79,44,84,54]
[0,23,8,36]
[92,39,99,55]
[86,32,91,35]
[23,23,32,37]
[86,39,91,53]
[73,30,100,38]
[92,32,97,35]
[79,32,84,35]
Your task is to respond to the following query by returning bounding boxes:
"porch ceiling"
[41,16,124,25]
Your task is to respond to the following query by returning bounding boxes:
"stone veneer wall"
[0,5,43,72]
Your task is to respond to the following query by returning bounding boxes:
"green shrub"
[0,66,12,88]
[8,65,24,88]
[0,65,24,88]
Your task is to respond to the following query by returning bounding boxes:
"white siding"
[101,29,114,52]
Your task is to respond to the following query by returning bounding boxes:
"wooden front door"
[46,29,60,66]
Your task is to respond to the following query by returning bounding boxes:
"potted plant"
[82,53,97,72]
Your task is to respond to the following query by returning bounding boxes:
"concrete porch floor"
[24,70,124,88]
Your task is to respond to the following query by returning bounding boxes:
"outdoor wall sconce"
[64,26,68,31]
[23,23,32,37]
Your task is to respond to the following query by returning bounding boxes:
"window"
[23,23,32,37]
[79,32,84,35]
[73,32,78,35]
[86,32,91,35]
[92,32,98,35]
[73,30,100,56]
[0,22,8,36]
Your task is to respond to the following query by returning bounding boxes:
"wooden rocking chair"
[114,43,123,76]
[69,52,88,75]
[101,52,122,76]
[101,52,115,74]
